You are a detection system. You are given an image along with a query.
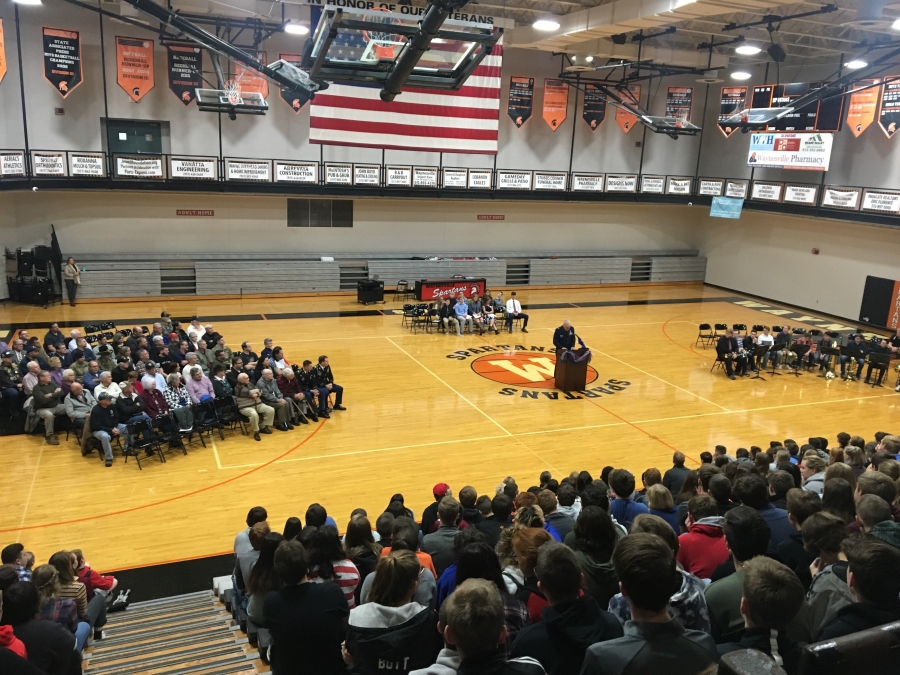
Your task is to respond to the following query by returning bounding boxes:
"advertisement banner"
[278,53,307,112]
[878,77,900,139]
[507,76,534,127]
[43,27,83,98]
[542,79,568,131]
[582,84,606,130]
[167,44,202,105]
[116,37,154,102]
[747,132,833,171]
[717,86,748,137]
[846,79,880,137]
[710,196,744,219]
[615,85,640,133]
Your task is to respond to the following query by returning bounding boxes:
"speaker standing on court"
[63,257,80,307]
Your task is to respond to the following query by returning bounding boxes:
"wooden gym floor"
[0,283,896,573]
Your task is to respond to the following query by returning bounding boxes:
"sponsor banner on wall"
[725,180,748,199]
[821,186,861,210]
[324,163,352,185]
[31,151,66,176]
[443,167,467,188]
[615,85,640,134]
[878,77,900,139]
[413,167,438,187]
[665,86,692,122]
[69,153,105,176]
[234,51,268,99]
[783,184,818,205]
[861,189,900,214]
[496,170,532,190]
[717,86,748,137]
[582,84,606,130]
[275,161,318,183]
[751,181,783,202]
[666,177,692,195]
[225,159,271,182]
[542,79,568,131]
[43,28,83,98]
[169,157,217,180]
[278,54,308,112]
[606,174,638,192]
[0,20,6,86]
[116,37,154,102]
[385,166,412,187]
[507,76,534,128]
[468,169,492,189]
[571,173,604,192]
[533,172,567,191]
[698,179,724,196]
[115,155,163,178]
[0,152,26,177]
[167,44,202,105]
[640,175,665,194]
[710,196,743,219]
[354,164,380,185]
[748,132,833,171]
[846,79,880,138]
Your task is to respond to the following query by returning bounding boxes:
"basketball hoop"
[361,7,404,62]
[223,80,241,106]
[675,111,689,129]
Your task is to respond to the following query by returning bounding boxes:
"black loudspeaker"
[767,43,786,63]
[17,249,33,277]
[357,279,384,305]
[33,245,52,262]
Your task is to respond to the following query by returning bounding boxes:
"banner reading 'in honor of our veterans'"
[167,44,202,105]
[116,37,154,102]
[507,76,534,127]
[0,20,7,86]
[234,51,268,100]
[582,83,606,130]
[542,79,568,131]
[42,27,82,98]
[615,85,640,134]
[717,86,748,138]
[278,53,307,113]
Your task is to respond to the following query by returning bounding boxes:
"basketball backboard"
[721,107,794,126]
[641,115,702,136]
[195,87,269,115]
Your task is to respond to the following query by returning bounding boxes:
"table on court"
[414,278,487,301]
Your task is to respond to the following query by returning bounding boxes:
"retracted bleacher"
[78,262,162,298]
[194,261,340,295]
[529,258,632,285]
[367,260,507,288]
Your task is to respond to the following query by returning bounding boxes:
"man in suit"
[717,330,748,380]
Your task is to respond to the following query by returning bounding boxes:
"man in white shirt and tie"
[505,292,529,333]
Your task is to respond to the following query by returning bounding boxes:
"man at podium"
[554,321,576,378]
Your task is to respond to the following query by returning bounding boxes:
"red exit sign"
[477,214,505,220]
[176,209,214,217]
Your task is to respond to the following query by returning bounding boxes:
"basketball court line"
[14,444,45,543]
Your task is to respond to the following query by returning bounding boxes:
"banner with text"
[748,132,833,171]
[116,37,154,102]
[846,79,880,137]
[42,27,82,98]
[615,85,640,133]
[507,76,534,127]
[278,53,307,112]
[879,77,900,139]
[665,86,692,122]
[167,44,202,105]
[717,86,747,137]
[542,79,568,131]
[582,84,606,130]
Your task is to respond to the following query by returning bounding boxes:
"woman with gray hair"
[163,372,194,430]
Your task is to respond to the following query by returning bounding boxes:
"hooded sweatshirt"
[819,600,900,640]
[676,516,729,579]
[0,625,27,658]
[608,566,711,634]
[346,602,441,675]
[410,648,461,675]
[510,596,623,675]
[807,561,855,639]
[869,520,900,549]
[803,472,826,496]
[574,550,619,611]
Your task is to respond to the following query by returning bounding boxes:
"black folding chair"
[191,400,224,441]
[214,396,248,436]
[125,419,165,469]
[152,415,187,456]
[695,323,715,347]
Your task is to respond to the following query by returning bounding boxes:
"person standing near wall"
[64,257,81,307]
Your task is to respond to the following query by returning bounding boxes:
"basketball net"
[675,111,688,128]
[362,7,402,62]
[224,80,240,106]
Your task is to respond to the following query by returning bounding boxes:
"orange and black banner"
[0,20,7,86]
[582,83,606,130]
[235,51,268,100]
[278,53,306,113]
[507,76,534,127]
[717,86,748,138]
[615,85,640,134]
[542,79,568,131]
[846,79,880,137]
[116,37,154,102]
[42,27,82,98]
[167,44,202,105]
[878,76,900,139]
[665,86,692,122]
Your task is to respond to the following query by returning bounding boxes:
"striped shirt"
[309,558,360,609]
[57,581,88,618]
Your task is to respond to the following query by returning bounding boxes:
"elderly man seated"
[83,361,102,393]
[91,393,128,467]
[96,346,116,373]
[116,381,153,449]
[186,366,215,404]
[276,367,310,425]
[22,361,41,396]
[256,368,291,431]
[32,370,67,445]
[234,372,275,442]
[94,371,123,401]
[65,382,95,453]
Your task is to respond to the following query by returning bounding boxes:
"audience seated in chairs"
[163,373,195,431]
[276,367,310,425]
[235,372,275,442]
[257,369,292,432]
[64,383,95,451]
[185,366,215,405]
[31,370,66,446]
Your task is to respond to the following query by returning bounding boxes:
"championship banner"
[615,85,640,133]
[116,37,154,102]
[278,53,307,112]
[507,76,534,127]
[582,84,606,130]
[42,28,83,98]
[846,79,879,137]
[717,86,748,138]
[665,86,692,122]
[0,20,7,86]
[167,44,202,105]
[878,77,900,139]
[748,132,833,171]
[235,51,268,100]
[542,79,568,131]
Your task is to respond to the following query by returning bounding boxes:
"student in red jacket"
[676,495,729,579]
[72,549,117,602]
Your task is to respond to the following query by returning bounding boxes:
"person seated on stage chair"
[234,372,275,442]
[315,356,346,413]
[505,292,530,334]
[277,366,310,425]
[437,297,459,335]
[32,371,67,446]
[22,361,42,396]
[757,327,775,370]
[492,291,504,312]
[740,330,759,372]
[211,364,233,399]
[0,350,24,408]
[716,330,748,380]
[163,373,195,431]
[840,335,869,380]
[553,320,576,354]
[186,366,216,405]
[454,295,473,336]
[298,360,327,419]
[864,339,892,385]
[65,382,95,442]
[239,342,259,370]
[257,368,292,431]
[468,294,487,335]
[482,300,500,335]
[770,326,792,369]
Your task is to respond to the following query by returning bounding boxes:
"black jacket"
[346,604,441,675]
[458,649,546,675]
[662,465,691,496]
[717,627,802,675]
[511,596,623,675]
[212,377,233,399]
[553,326,575,351]
[0,648,49,675]
[777,532,815,591]
[116,394,147,420]
[716,336,739,358]
[13,620,80,675]
[421,502,440,535]
[476,517,513,548]
[89,404,120,434]
[819,601,900,640]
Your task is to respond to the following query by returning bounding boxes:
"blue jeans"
[125,413,153,442]
[93,425,128,460]
[75,622,91,650]
[840,355,865,377]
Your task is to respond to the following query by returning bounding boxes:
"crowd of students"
[221,430,900,675]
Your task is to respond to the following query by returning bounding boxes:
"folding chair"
[696,323,716,348]
[125,419,165,469]
[732,324,747,337]
[192,400,224,441]
[713,323,728,339]
[152,415,187,456]
[395,280,414,301]
[214,396,248,437]
[710,356,726,373]
[401,304,416,329]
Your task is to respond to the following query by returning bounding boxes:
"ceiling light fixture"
[13,0,43,5]
[735,45,761,55]
[893,17,900,30]
[533,18,561,31]
[731,71,752,80]
[284,23,310,36]
[845,59,867,69]
[585,55,594,62]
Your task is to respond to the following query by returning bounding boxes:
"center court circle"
[470,352,599,389]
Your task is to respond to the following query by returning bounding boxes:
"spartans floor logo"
[447,344,631,400]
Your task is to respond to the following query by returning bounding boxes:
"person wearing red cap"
[421,484,452,536]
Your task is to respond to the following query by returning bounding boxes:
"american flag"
[310,31,502,155]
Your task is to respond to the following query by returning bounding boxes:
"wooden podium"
[555,348,590,392]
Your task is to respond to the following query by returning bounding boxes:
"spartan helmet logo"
[182,91,191,101]
[132,87,141,97]
[292,98,301,110]
[59,81,69,92]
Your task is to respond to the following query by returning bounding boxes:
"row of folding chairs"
[696,323,829,348]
